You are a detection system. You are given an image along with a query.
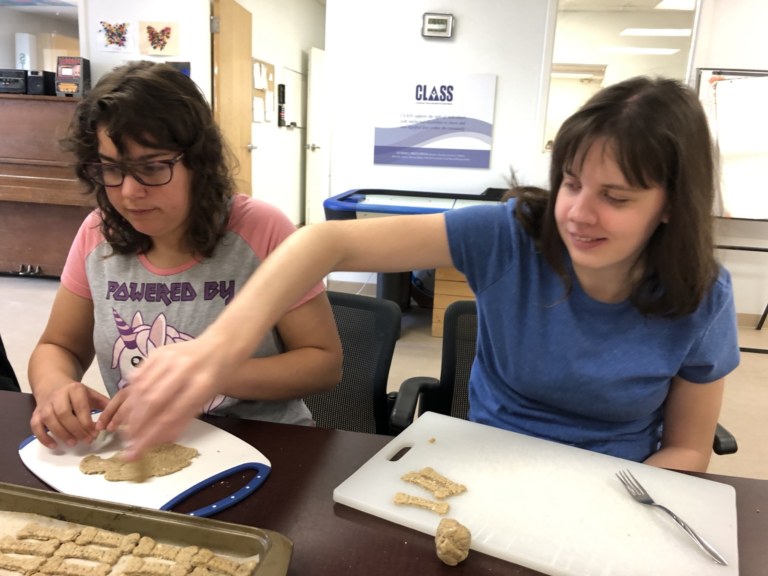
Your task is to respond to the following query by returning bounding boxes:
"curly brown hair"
[513,76,719,318]
[64,60,236,257]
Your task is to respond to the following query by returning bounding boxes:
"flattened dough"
[79,443,199,482]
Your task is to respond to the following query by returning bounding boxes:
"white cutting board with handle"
[334,412,738,576]
[19,417,270,518]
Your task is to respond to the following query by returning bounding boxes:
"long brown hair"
[514,76,719,318]
[64,61,236,257]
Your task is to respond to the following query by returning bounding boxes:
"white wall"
[693,0,768,317]
[79,0,211,102]
[325,0,557,197]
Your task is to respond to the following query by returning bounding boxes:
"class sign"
[374,74,497,168]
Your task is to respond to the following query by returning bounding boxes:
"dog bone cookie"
[16,523,79,543]
[75,527,140,554]
[401,467,467,499]
[0,534,60,556]
[393,492,450,515]
[0,552,46,575]
[133,536,198,563]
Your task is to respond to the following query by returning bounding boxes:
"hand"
[30,381,110,449]
[118,337,229,461]
[93,387,130,433]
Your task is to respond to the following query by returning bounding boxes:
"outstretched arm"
[120,213,452,459]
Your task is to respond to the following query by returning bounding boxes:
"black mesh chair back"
[303,291,401,435]
[0,334,21,392]
[420,300,476,419]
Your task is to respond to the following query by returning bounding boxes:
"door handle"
[305,143,321,151]
[246,144,257,152]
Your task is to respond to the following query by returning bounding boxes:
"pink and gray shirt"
[61,193,324,425]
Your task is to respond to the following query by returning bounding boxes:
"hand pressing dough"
[435,518,471,566]
[79,443,199,482]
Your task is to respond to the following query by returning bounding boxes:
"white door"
[304,47,330,225]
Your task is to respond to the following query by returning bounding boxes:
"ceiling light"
[552,72,598,80]
[602,46,680,56]
[654,0,696,10]
[620,28,691,37]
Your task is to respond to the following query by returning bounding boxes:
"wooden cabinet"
[0,94,94,277]
[431,267,475,336]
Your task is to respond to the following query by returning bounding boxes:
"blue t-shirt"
[445,200,740,461]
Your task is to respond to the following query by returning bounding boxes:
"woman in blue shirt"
[120,76,739,472]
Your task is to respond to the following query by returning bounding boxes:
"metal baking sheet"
[0,482,291,575]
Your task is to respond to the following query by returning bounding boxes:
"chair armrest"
[713,423,738,455]
[389,376,440,433]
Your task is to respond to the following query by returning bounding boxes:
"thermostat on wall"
[422,13,454,38]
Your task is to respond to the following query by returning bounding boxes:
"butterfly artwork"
[146,25,172,51]
[97,21,131,52]
[140,21,180,56]
[99,21,129,48]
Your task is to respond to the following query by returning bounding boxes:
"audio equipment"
[27,70,56,95]
[0,69,27,94]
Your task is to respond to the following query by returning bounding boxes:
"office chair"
[390,300,738,455]
[303,290,402,435]
[0,334,21,392]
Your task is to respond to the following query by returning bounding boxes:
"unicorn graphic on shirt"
[111,309,225,413]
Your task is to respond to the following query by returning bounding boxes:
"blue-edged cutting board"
[333,412,738,576]
[19,418,270,517]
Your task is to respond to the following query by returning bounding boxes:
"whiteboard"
[697,69,768,221]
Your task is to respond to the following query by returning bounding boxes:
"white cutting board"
[19,418,271,517]
[334,413,738,576]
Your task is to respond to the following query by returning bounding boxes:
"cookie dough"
[435,518,471,566]
[79,443,199,482]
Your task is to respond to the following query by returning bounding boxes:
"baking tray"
[0,482,291,575]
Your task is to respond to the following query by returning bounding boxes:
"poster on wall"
[139,21,180,56]
[373,74,497,168]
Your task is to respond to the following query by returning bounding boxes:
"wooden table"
[1,391,766,575]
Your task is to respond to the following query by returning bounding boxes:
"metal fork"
[616,469,728,566]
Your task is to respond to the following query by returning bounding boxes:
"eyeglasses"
[83,153,185,187]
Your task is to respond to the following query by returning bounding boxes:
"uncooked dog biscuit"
[74,526,140,553]
[0,552,46,575]
[188,562,258,576]
[54,541,121,565]
[401,467,467,499]
[16,523,80,543]
[191,548,258,576]
[393,492,450,515]
[38,555,112,576]
[122,556,190,576]
[0,534,60,556]
[133,536,198,562]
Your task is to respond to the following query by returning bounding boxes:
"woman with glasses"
[27,61,343,450]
